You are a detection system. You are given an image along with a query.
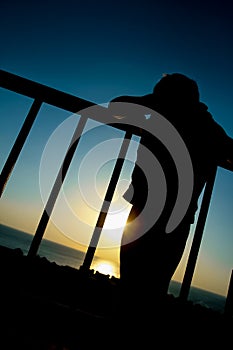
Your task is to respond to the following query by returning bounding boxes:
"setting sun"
[93,261,115,276]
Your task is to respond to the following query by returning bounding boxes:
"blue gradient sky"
[1,0,233,296]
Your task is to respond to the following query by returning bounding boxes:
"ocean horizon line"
[0,223,227,313]
[0,223,227,296]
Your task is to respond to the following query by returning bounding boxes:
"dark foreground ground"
[0,245,232,349]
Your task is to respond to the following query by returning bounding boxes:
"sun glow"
[96,201,132,249]
[103,206,130,231]
[94,261,115,276]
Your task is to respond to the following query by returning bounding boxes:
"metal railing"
[0,69,136,271]
[0,69,231,307]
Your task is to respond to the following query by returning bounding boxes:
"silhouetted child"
[109,73,233,317]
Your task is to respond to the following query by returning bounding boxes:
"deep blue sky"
[1,0,233,130]
[1,0,233,295]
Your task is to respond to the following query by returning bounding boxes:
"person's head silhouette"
[153,73,200,107]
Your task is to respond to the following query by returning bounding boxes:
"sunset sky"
[1,0,233,296]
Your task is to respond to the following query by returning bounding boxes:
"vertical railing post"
[28,115,88,257]
[0,99,42,197]
[81,131,133,272]
[224,269,233,318]
[179,165,217,301]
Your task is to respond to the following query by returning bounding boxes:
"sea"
[0,223,227,314]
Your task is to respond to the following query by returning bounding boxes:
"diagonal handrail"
[0,69,94,113]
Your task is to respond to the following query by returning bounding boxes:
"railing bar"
[81,131,133,271]
[27,114,88,257]
[0,99,42,197]
[179,165,218,300]
[0,69,94,113]
[224,269,233,317]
